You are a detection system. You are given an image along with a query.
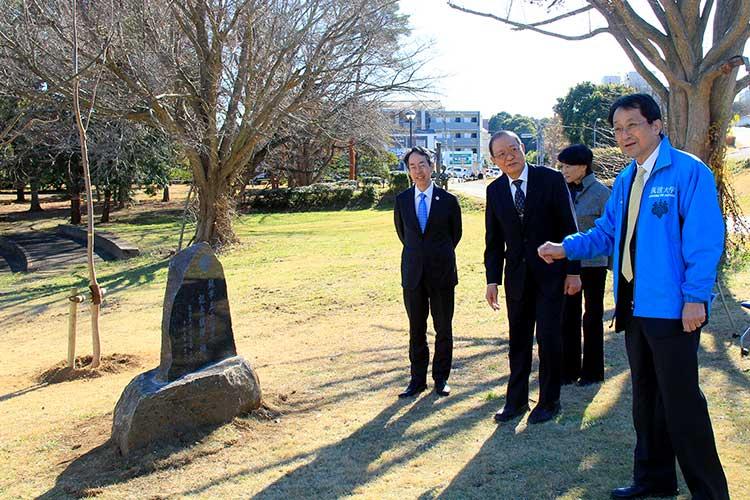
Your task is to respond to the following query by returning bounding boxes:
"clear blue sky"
[398,0,638,119]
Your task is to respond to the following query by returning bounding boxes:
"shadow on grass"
[115,210,183,226]
[0,383,48,403]
[37,300,749,499]
[38,425,226,499]
[0,259,169,323]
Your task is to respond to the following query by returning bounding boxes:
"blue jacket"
[562,137,724,319]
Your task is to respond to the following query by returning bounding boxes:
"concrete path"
[0,231,102,274]
[448,179,489,200]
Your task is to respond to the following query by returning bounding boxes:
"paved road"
[448,179,490,200]
[0,231,102,274]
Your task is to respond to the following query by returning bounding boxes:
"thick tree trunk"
[15,182,25,203]
[101,188,111,223]
[162,184,170,202]
[29,178,42,212]
[193,183,238,247]
[668,70,748,240]
[70,194,82,224]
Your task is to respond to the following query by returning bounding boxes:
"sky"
[397,0,642,120]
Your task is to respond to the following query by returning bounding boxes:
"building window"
[471,117,478,123]
[454,117,461,122]
[454,133,461,138]
[471,133,477,138]
[472,148,478,154]
[456,148,463,151]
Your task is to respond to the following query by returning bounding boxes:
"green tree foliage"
[487,111,538,150]
[553,82,633,147]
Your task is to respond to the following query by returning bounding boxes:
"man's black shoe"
[398,381,427,398]
[610,484,678,498]
[493,404,529,423]
[528,401,561,424]
[434,380,450,396]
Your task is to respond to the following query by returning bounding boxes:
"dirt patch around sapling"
[36,353,142,384]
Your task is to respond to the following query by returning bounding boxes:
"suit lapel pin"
[435,196,440,201]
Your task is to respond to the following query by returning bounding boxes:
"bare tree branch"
[447,2,608,41]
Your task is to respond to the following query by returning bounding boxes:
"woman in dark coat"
[558,144,611,385]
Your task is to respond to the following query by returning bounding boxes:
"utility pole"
[348,138,356,180]
[536,120,544,166]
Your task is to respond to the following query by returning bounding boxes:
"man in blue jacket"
[538,94,729,500]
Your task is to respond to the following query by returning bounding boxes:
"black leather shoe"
[528,401,561,424]
[398,381,427,398]
[576,378,603,387]
[434,380,450,396]
[610,484,678,498]
[493,404,529,423]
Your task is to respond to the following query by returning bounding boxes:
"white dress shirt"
[414,182,435,217]
[636,143,660,183]
[507,163,529,198]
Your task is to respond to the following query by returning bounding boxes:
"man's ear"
[652,118,663,134]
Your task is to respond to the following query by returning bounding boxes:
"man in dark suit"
[484,131,580,424]
[394,146,462,398]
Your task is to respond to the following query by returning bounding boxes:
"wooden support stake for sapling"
[67,290,86,368]
[66,287,106,369]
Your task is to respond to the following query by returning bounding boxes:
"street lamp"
[405,109,416,148]
[593,118,601,148]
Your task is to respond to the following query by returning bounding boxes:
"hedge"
[241,182,376,212]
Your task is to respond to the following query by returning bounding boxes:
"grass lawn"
[0,190,749,499]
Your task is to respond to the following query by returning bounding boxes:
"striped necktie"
[417,192,428,233]
[622,167,647,282]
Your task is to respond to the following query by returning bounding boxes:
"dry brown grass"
[0,186,749,499]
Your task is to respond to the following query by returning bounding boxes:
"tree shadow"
[38,425,226,499]
[0,383,48,403]
[0,259,169,326]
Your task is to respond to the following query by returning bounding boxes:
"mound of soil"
[36,353,141,384]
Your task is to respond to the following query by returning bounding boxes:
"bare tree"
[264,98,393,187]
[449,0,750,233]
[1,0,428,247]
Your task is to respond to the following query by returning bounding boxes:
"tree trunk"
[67,155,83,224]
[14,181,25,203]
[101,188,111,223]
[117,183,128,209]
[70,194,82,224]
[667,69,748,240]
[29,178,42,212]
[193,183,238,248]
[162,184,170,202]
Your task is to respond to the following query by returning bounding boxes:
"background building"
[382,101,482,171]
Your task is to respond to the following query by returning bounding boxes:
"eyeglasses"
[491,146,520,160]
[613,120,649,136]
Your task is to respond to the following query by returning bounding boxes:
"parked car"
[445,166,472,180]
[251,172,269,185]
[484,167,501,178]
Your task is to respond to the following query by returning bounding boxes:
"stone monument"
[112,243,261,455]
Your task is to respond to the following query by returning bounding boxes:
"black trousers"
[402,280,455,384]
[505,278,564,409]
[625,317,729,500]
[561,266,607,382]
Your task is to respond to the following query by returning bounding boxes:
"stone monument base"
[112,356,261,455]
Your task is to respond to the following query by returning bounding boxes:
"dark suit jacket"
[484,165,580,301]
[394,185,462,290]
